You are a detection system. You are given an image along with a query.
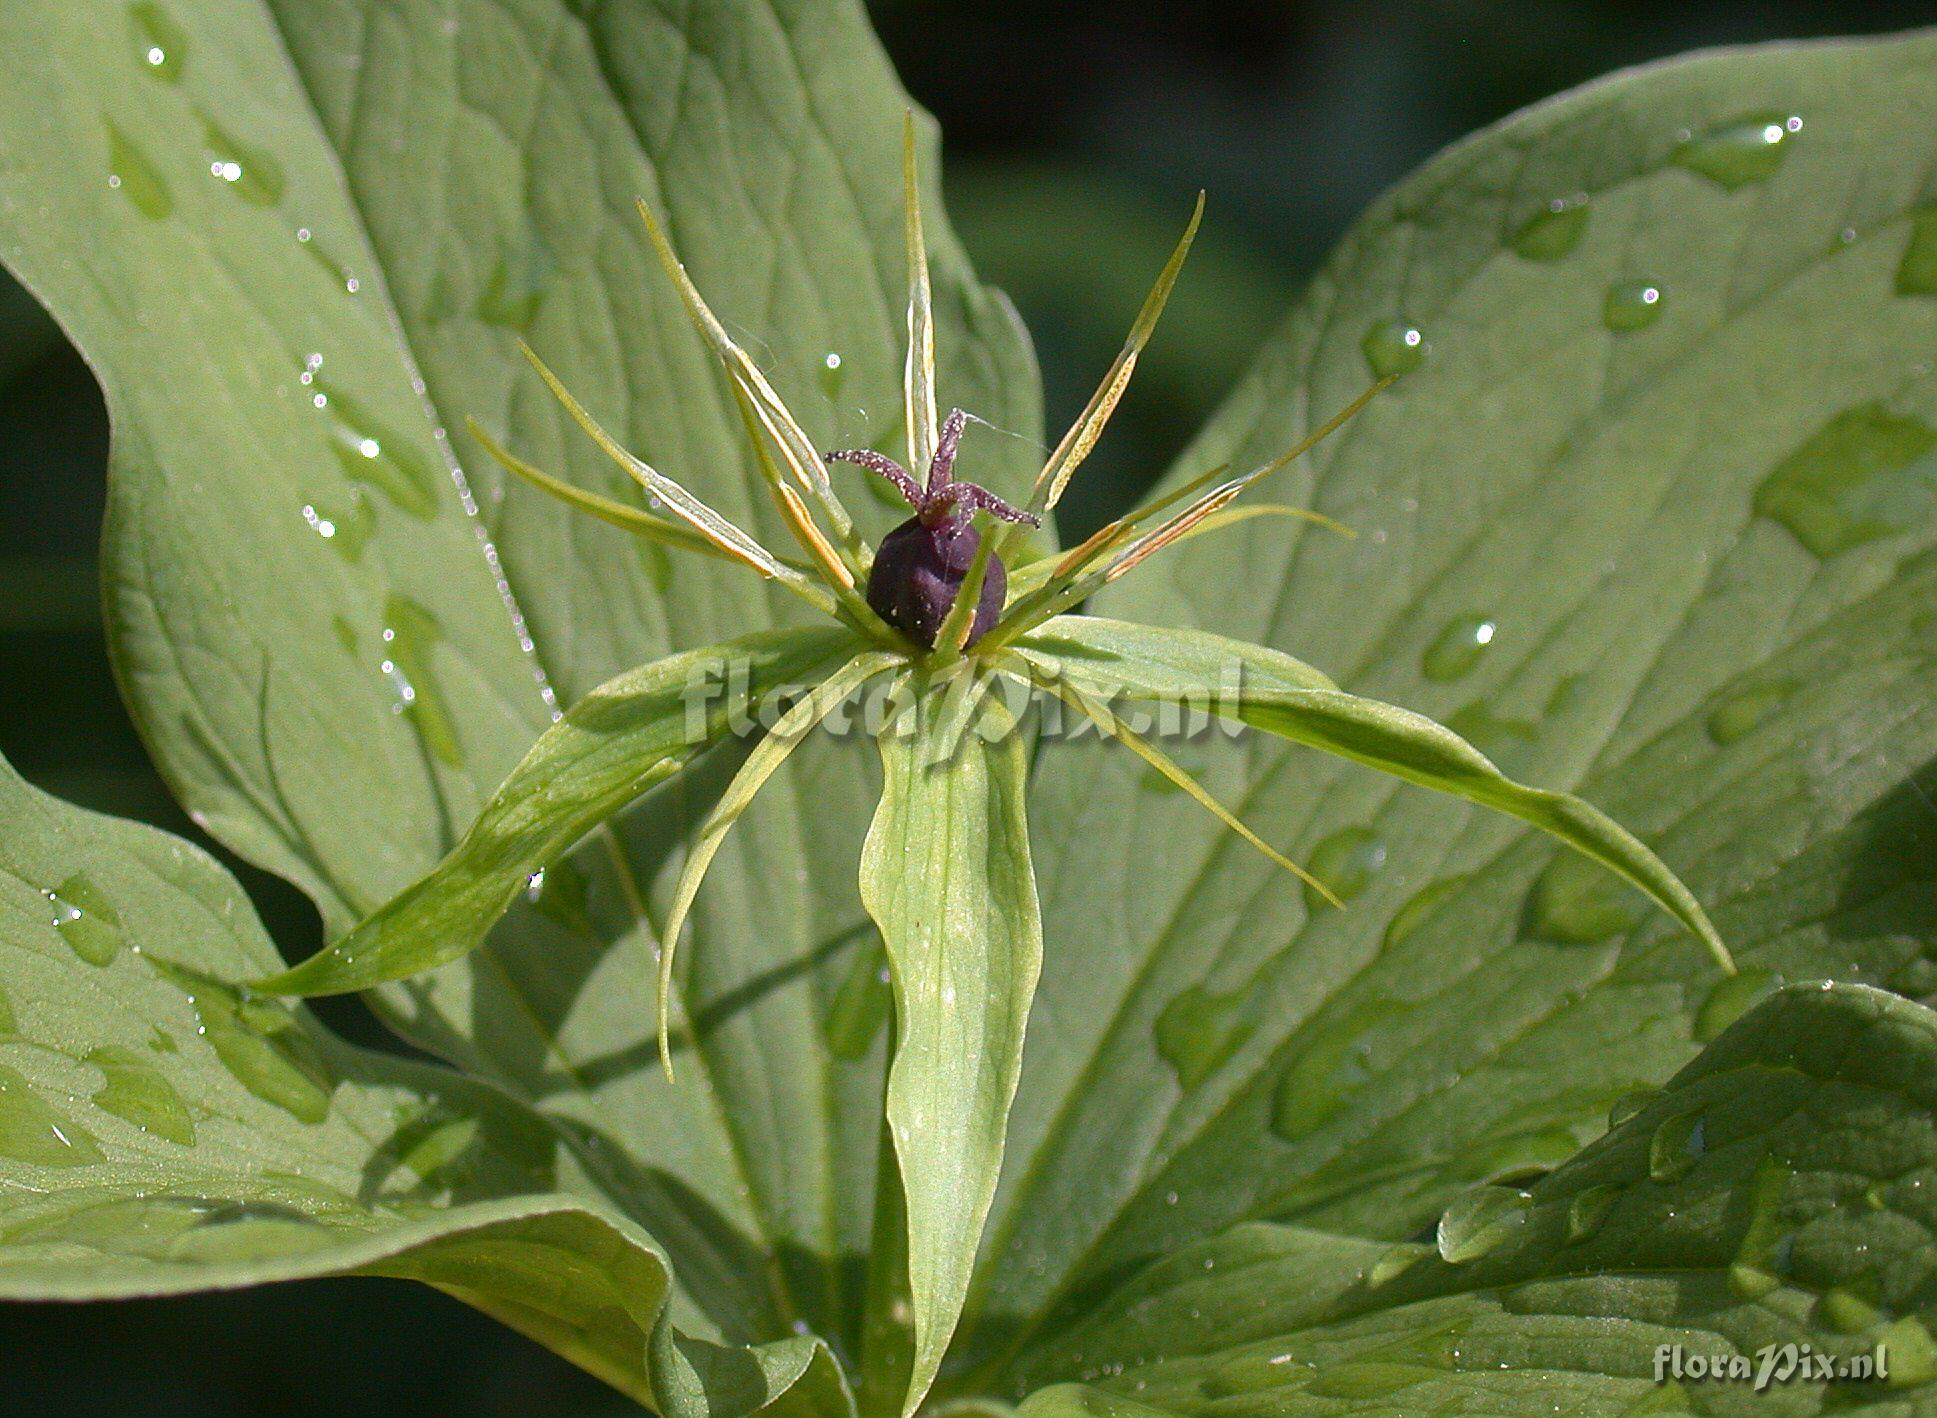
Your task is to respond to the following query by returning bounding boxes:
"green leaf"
[1015,615,1729,970]
[260,627,861,998]
[1012,984,1937,1414]
[861,674,1043,1415]
[0,749,846,1415]
[0,0,1038,1370]
[954,28,1937,1393]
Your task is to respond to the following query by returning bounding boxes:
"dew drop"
[1607,1087,1661,1129]
[1362,318,1425,379]
[1421,613,1496,681]
[1201,1350,1314,1398]
[1460,1126,1578,1186]
[825,939,893,1060]
[1672,112,1800,189]
[1384,875,1471,950]
[1155,983,1254,1090]
[1304,827,1387,912]
[1564,1182,1623,1243]
[147,960,335,1124]
[1603,280,1664,332]
[1511,196,1590,262]
[1444,702,1535,765]
[0,1063,104,1167]
[128,3,186,83]
[818,351,846,400]
[106,123,172,220]
[1526,851,1646,945]
[475,246,549,329]
[1897,205,1937,297]
[44,873,125,967]
[310,382,443,518]
[302,491,374,562]
[1270,999,1413,1141]
[86,1045,194,1145]
[1693,967,1782,1042]
[525,857,595,937]
[1647,1111,1705,1183]
[200,116,286,207]
[381,596,463,768]
[1367,1242,1427,1286]
[1752,402,1937,559]
[1704,679,1798,746]
[1436,1185,1532,1263]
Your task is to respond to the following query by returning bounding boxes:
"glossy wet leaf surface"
[1,2,1936,1414]
[0,752,848,1414]
[1014,985,1937,1415]
[0,0,1036,1398]
[965,27,1937,1400]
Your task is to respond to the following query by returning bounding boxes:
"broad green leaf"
[0,0,1038,1369]
[1015,615,1729,969]
[861,675,1043,1415]
[1012,983,1937,1414]
[0,750,846,1416]
[261,627,860,998]
[954,29,1937,1392]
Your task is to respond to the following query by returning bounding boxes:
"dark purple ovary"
[867,515,1007,649]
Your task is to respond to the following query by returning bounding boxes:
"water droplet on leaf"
[1897,205,1937,296]
[148,961,334,1124]
[0,1063,104,1167]
[1421,614,1496,681]
[1436,1185,1532,1263]
[1603,280,1664,332]
[45,874,124,967]
[128,3,186,82]
[1752,402,1936,559]
[1362,318,1426,379]
[1704,680,1797,745]
[1384,875,1471,950]
[87,1045,194,1145]
[106,123,171,219]
[381,596,463,768]
[200,117,285,206]
[1565,1182,1623,1243]
[1673,113,1800,189]
[1511,196,1590,261]
[1694,966,1781,1041]
[1647,1111,1705,1183]
[1526,851,1646,944]
[1305,827,1387,912]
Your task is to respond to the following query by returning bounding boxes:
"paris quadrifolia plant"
[14,3,1937,1413]
[248,115,1732,1417]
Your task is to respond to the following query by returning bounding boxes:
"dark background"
[1,2,1929,1412]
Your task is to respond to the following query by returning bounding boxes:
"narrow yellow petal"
[1013,191,1205,534]
[903,112,940,477]
[635,198,854,538]
[519,342,802,588]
